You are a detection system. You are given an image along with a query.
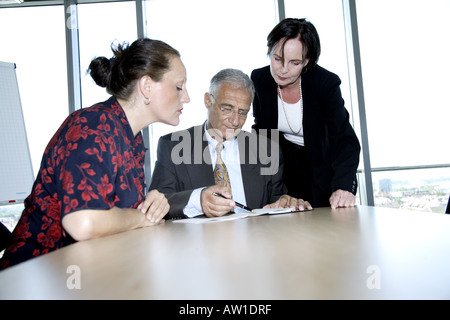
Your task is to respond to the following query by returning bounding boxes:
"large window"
[0,5,68,174]
[284,0,352,122]
[284,0,360,202]
[356,0,450,212]
[145,0,277,166]
[78,1,137,109]
[1,0,448,220]
[0,5,68,231]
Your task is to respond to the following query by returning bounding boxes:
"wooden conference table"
[0,205,449,300]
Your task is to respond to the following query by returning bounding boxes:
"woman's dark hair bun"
[88,56,111,88]
[88,38,180,100]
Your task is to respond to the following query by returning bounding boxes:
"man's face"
[204,82,252,141]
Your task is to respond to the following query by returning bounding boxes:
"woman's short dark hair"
[88,38,180,100]
[267,18,321,71]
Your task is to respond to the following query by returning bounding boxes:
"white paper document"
[172,207,298,224]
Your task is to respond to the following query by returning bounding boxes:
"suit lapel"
[185,124,215,187]
[262,67,279,130]
[238,132,263,209]
[300,70,313,149]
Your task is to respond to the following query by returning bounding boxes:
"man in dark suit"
[149,69,312,219]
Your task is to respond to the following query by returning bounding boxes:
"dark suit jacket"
[251,65,361,207]
[149,124,287,219]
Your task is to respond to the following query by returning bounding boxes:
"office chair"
[0,222,12,252]
[446,196,450,214]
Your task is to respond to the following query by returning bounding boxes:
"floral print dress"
[0,96,147,269]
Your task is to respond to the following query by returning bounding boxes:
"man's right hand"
[201,185,235,217]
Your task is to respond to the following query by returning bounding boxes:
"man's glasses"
[210,94,249,119]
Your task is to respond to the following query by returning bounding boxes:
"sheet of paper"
[172,212,249,224]
[251,208,294,215]
[172,207,304,224]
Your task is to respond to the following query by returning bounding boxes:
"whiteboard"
[0,61,34,205]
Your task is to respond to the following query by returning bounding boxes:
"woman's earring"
[144,96,151,105]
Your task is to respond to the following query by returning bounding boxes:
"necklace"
[278,77,303,135]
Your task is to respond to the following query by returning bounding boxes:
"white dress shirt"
[277,97,305,146]
[183,124,248,217]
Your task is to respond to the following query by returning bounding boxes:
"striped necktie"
[214,142,232,196]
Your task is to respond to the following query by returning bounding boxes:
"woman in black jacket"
[251,18,361,208]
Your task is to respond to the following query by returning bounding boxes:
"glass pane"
[78,1,137,109]
[284,0,353,125]
[0,5,67,232]
[285,0,364,200]
[373,168,450,214]
[356,0,450,168]
[0,204,23,233]
[0,5,68,174]
[146,0,277,167]
[0,203,23,257]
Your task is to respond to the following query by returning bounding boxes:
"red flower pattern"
[0,97,147,269]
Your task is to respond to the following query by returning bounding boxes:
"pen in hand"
[212,192,253,212]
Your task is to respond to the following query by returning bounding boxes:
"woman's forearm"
[62,207,156,241]
[62,189,169,241]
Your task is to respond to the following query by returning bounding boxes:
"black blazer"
[149,124,287,219]
[251,65,361,206]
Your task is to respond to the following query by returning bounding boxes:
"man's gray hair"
[209,68,255,101]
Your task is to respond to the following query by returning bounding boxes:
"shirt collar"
[203,122,238,150]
